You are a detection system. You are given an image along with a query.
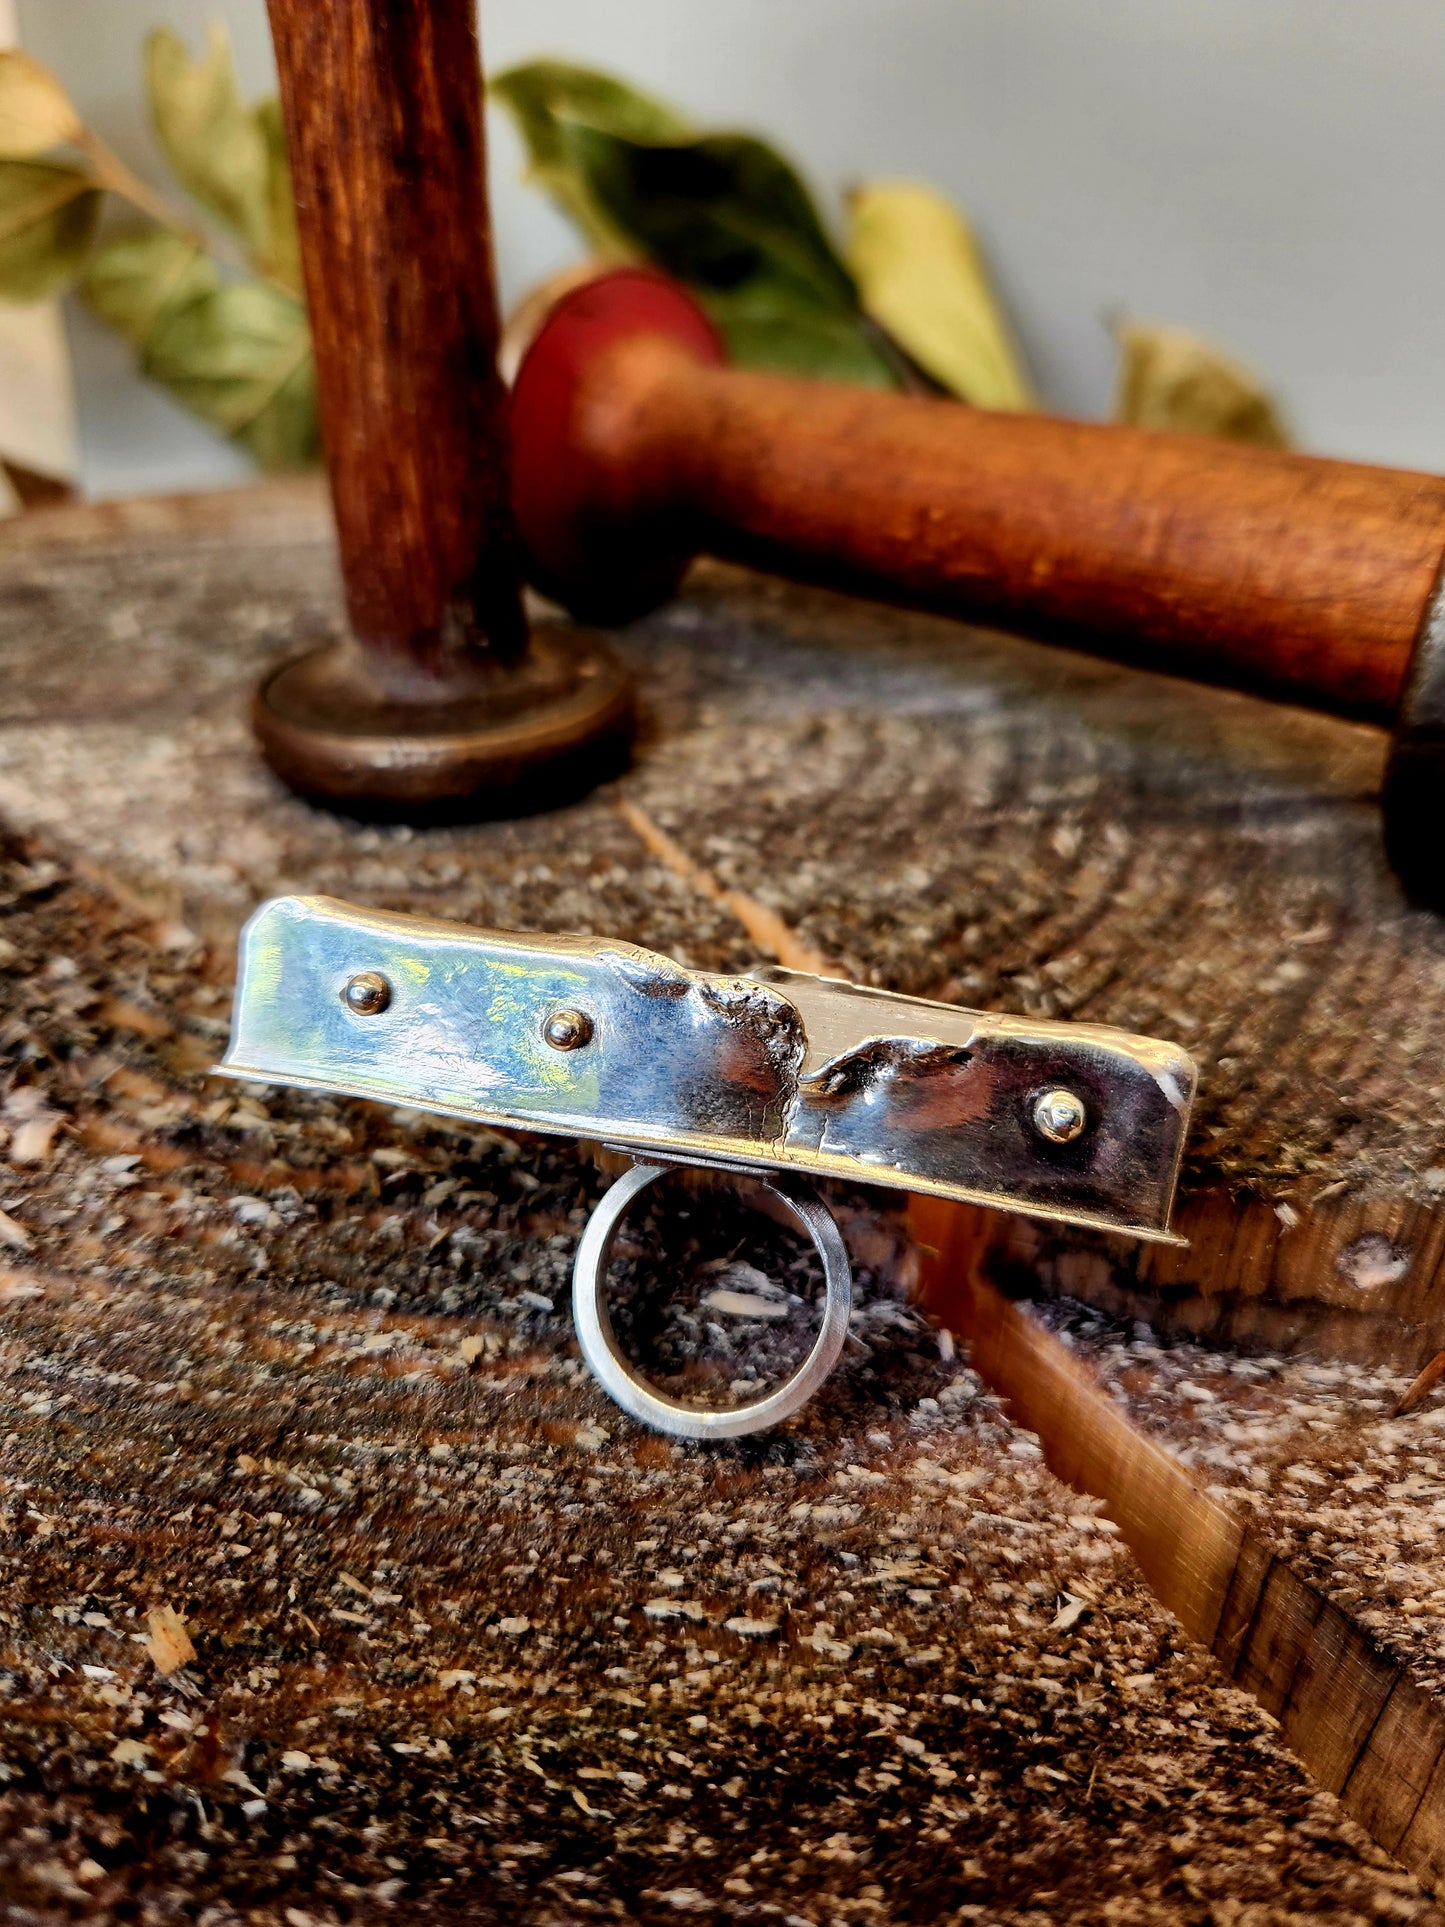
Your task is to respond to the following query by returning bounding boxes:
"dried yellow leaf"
[145,25,271,263]
[845,180,1035,410]
[0,51,82,161]
[1112,320,1288,447]
[0,161,99,303]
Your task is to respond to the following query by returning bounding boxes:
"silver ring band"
[571,1161,852,1439]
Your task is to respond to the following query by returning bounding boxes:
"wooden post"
[257,0,631,814]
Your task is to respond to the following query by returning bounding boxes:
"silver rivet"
[542,1007,593,1051]
[1033,1088,1087,1144]
[343,971,391,1016]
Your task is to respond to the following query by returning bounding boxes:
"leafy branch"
[0,28,316,470]
[0,32,1286,476]
[491,59,1286,440]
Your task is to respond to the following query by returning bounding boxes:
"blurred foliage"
[1112,320,1289,447]
[0,31,1287,473]
[0,26,315,470]
[492,59,1288,443]
[844,181,1035,410]
[493,60,898,387]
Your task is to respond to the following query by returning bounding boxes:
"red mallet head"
[510,267,725,625]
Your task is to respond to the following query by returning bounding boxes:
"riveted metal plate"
[220,895,1197,1244]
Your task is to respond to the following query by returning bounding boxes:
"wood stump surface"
[2,482,1445,1921]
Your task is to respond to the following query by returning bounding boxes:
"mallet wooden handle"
[512,272,1445,725]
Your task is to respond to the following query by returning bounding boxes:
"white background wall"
[17,0,1445,496]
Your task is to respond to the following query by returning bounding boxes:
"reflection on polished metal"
[220,894,1200,1432]
[542,1007,594,1051]
[343,971,392,1016]
[572,1162,852,1440]
[221,895,1198,1240]
[1032,1088,1088,1145]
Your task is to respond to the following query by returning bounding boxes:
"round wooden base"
[252,623,634,817]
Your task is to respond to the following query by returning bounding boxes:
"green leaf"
[0,158,100,300]
[490,60,693,255]
[81,230,315,470]
[845,181,1035,409]
[144,279,318,471]
[80,227,219,346]
[253,97,302,296]
[703,290,898,387]
[493,62,894,385]
[0,49,83,159]
[1112,321,1289,447]
[556,123,890,381]
[144,27,300,293]
[145,23,271,263]
[561,124,859,316]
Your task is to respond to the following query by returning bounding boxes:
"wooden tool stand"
[254,0,631,815]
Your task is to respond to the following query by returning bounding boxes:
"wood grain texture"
[266,0,526,678]
[9,500,1445,1359]
[7,498,1445,1361]
[914,1201,1445,1900]
[556,333,1445,720]
[2,493,1445,1911]
[910,1197,1245,1650]
[0,475,329,555]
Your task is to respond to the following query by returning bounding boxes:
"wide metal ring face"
[572,1162,852,1439]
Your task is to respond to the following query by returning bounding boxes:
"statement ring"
[571,1161,853,1439]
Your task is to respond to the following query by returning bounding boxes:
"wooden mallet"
[510,268,1445,906]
